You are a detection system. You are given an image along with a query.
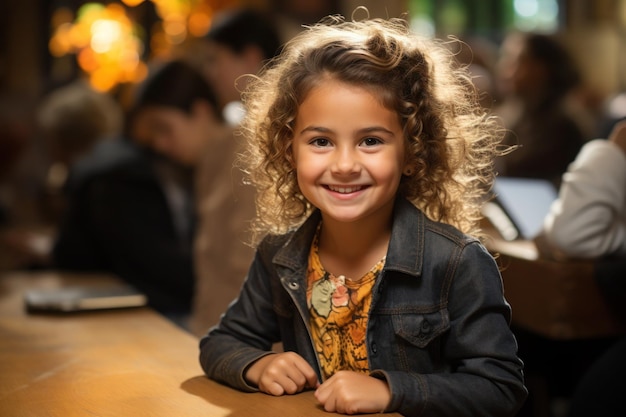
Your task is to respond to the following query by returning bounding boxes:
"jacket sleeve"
[373,242,527,417]
[198,244,282,392]
[540,139,626,259]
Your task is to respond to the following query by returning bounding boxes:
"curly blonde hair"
[239,15,502,245]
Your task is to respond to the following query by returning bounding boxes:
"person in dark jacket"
[52,136,195,323]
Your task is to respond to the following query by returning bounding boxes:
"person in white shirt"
[537,120,626,259]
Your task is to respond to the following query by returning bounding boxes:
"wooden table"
[0,271,398,416]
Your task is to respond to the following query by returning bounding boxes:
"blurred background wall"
[2,0,626,103]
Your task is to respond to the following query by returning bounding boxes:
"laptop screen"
[491,177,558,240]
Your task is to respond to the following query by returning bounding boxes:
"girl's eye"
[310,138,331,147]
[361,137,382,147]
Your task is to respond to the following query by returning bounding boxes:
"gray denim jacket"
[199,198,527,416]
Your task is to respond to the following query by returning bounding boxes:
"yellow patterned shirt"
[306,232,385,381]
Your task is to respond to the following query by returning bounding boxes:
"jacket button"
[287,281,299,290]
[371,342,378,354]
[421,320,432,333]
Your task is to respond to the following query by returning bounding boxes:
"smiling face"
[291,78,408,227]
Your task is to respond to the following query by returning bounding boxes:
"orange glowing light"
[77,48,98,72]
[188,9,212,37]
[49,23,74,56]
[49,2,145,91]
[49,1,222,91]
[90,65,120,92]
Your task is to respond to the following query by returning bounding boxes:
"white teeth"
[328,185,363,194]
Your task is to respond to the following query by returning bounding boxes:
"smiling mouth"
[326,185,365,194]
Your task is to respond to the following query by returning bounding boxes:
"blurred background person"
[128,58,257,336]
[181,8,286,335]
[1,82,123,270]
[51,68,198,326]
[514,120,626,417]
[528,120,626,417]
[489,30,613,417]
[195,8,283,125]
[38,80,124,222]
[494,31,593,187]
[537,120,626,260]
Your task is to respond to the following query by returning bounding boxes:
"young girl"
[199,15,527,416]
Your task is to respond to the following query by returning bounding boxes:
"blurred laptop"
[483,177,558,241]
[25,284,147,313]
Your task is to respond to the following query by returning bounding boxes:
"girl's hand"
[244,352,319,396]
[314,371,391,414]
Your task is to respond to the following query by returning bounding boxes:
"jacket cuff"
[370,369,426,414]
[236,351,277,392]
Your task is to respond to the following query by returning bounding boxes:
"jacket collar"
[273,197,424,278]
[385,197,424,277]
[272,210,320,273]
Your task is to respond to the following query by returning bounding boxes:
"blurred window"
[408,0,561,37]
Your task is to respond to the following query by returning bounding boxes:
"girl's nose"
[331,147,360,174]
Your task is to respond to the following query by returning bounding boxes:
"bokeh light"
[48,1,231,92]
[513,0,559,32]
[49,2,145,91]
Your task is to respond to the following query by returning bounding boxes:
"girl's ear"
[402,161,414,177]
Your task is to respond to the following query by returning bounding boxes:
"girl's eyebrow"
[298,126,395,135]
[299,126,332,135]
[359,126,395,135]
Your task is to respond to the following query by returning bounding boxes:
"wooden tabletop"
[0,271,399,416]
